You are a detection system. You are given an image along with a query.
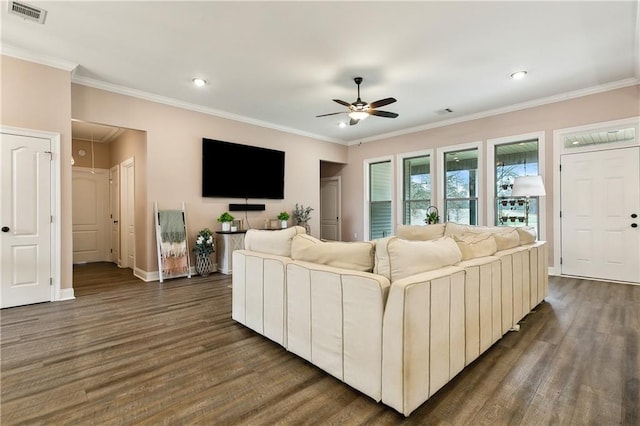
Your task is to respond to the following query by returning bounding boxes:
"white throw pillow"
[244,226,306,257]
[453,232,497,260]
[516,226,537,245]
[444,222,471,237]
[396,223,446,241]
[376,236,463,282]
[291,234,375,272]
[492,229,520,251]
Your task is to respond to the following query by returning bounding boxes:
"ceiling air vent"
[8,1,47,24]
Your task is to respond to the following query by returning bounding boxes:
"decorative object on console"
[217,212,235,232]
[424,205,440,224]
[511,175,546,226]
[193,228,214,276]
[293,203,314,234]
[277,211,290,228]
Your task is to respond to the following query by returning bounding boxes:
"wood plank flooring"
[1,262,638,425]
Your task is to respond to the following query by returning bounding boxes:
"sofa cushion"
[516,226,537,245]
[453,232,497,260]
[375,236,463,282]
[444,222,471,237]
[291,234,375,272]
[492,229,520,251]
[244,226,306,257]
[396,223,446,241]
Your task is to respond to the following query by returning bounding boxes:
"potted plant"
[293,203,313,233]
[217,212,234,232]
[193,228,214,276]
[424,206,440,225]
[277,211,290,228]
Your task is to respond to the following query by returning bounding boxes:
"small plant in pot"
[277,211,290,228]
[217,212,234,231]
[193,228,214,276]
[424,206,440,225]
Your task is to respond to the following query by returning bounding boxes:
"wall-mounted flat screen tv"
[202,138,285,199]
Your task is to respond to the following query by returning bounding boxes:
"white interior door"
[72,168,109,263]
[320,177,341,241]
[110,165,120,264]
[120,158,135,269]
[561,147,640,283]
[1,133,52,308]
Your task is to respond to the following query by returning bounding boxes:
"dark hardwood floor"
[1,262,638,425]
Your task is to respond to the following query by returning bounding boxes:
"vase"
[281,220,288,229]
[195,254,212,277]
[222,221,231,232]
[296,221,311,234]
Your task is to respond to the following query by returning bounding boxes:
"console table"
[216,230,246,275]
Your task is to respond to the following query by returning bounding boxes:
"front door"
[0,133,52,308]
[561,146,640,283]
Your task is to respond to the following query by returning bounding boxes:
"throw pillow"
[492,229,520,251]
[396,223,446,241]
[244,226,306,257]
[291,234,376,272]
[516,226,537,245]
[444,222,471,237]
[378,236,463,282]
[453,232,497,260]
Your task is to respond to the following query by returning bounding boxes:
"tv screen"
[202,138,285,199]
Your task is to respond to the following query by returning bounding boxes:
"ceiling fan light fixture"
[348,111,369,121]
[192,78,207,87]
[510,70,527,80]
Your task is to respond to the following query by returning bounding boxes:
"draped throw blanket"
[158,210,188,275]
[159,210,187,258]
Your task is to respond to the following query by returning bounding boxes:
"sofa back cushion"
[291,234,376,272]
[396,223,446,241]
[516,226,537,245]
[374,236,463,282]
[244,226,306,257]
[453,232,497,260]
[460,225,521,251]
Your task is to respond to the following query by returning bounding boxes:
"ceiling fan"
[316,77,398,126]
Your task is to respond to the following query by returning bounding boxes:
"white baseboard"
[548,266,560,276]
[135,265,218,282]
[58,288,75,301]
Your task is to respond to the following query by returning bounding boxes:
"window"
[444,148,478,225]
[401,153,431,225]
[494,139,540,231]
[368,160,392,239]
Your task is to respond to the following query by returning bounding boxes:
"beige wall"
[1,55,74,289]
[109,129,148,271]
[342,84,640,266]
[71,84,347,275]
[71,139,111,169]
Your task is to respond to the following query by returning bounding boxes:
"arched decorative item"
[425,206,440,224]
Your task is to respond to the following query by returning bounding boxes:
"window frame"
[436,141,483,225]
[486,131,546,239]
[364,155,394,241]
[396,148,434,226]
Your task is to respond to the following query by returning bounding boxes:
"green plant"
[217,212,234,223]
[292,203,313,224]
[193,228,214,256]
[277,211,290,221]
[424,206,440,225]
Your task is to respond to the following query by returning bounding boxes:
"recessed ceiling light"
[338,122,347,128]
[510,70,527,80]
[192,78,207,87]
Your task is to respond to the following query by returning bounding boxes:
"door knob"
[1,226,9,232]
[632,223,638,228]
[632,213,638,218]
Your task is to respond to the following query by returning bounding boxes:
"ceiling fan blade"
[349,118,360,126]
[368,97,397,109]
[333,99,352,108]
[369,110,399,118]
[316,111,345,118]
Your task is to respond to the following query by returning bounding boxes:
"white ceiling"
[2,1,639,144]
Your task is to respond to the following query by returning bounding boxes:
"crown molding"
[350,77,640,145]
[0,44,78,72]
[71,75,344,145]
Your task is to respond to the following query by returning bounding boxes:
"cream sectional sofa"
[231,223,548,416]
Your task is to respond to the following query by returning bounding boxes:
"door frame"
[1,125,62,301]
[552,116,640,278]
